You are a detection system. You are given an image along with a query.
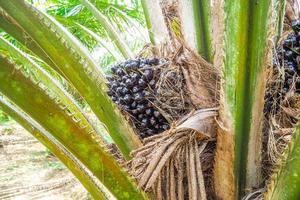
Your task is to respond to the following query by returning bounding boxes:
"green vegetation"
[1,0,300,199]
[0,110,9,123]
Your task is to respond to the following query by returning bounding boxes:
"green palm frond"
[45,0,145,54]
[1,0,299,199]
[213,0,272,198]
[0,53,145,199]
[265,124,300,200]
[0,0,142,158]
[0,95,109,200]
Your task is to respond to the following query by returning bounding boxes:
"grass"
[0,110,10,124]
[31,149,65,170]
[2,127,13,135]
[46,160,65,170]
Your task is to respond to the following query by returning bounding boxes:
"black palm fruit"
[130,73,140,83]
[150,117,157,126]
[136,103,146,113]
[143,69,153,80]
[283,36,297,47]
[125,60,139,70]
[285,50,294,60]
[153,111,161,118]
[116,68,125,76]
[137,114,144,119]
[122,87,129,95]
[141,118,150,126]
[146,130,155,136]
[154,124,160,130]
[131,101,137,109]
[121,105,130,111]
[134,92,144,102]
[292,20,300,33]
[161,124,170,130]
[109,81,118,90]
[111,96,117,102]
[125,79,134,88]
[116,87,123,95]
[142,90,151,98]
[139,131,146,138]
[148,57,159,65]
[122,75,129,82]
[149,79,156,88]
[265,19,300,114]
[107,90,113,96]
[111,65,118,73]
[138,79,147,87]
[132,86,141,93]
[145,108,153,115]
[123,94,133,104]
[106,58,169,138]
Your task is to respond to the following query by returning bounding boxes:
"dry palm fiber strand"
[127,40,219,200]
[283,0,300,32]
[244,19,300,200]
[140,42,218,118]
[286,0,300,24]
[106,41,218,136]
[128,108,217,200]
[261,1,300,181]
[263,20,300,179]
[242,7,300,200]
[106,0,219,197]
[125,0,219,197]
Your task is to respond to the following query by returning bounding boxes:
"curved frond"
[0,95,109,200]
[265,125,300,200]
[0,9,63,77]
[0,54,146,199]
[80,0,133,58]
[0,0,142,159]
[178,0,212,61]
[213,0,272,198]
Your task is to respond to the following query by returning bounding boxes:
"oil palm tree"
[0,0,299,199]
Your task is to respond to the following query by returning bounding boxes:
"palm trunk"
[141,0,169,44]
[178,0,212,61]
[213,0,272,198]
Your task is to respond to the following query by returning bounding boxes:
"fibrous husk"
[284,0,300,32]
[242,23,300,200]
[138,41,219,123]
[138,0,219,122]
[133,41,219,199]
[128,108,218,200]
[130,16,219,200]
[260,37,300,189]
[129,0,219,199]
[286,0,300,23]
[158,0,219,109]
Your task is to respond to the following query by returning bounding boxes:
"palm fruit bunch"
[106,58,170,138]
[265,20,300,113]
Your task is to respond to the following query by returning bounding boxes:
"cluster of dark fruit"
[265,20,300,113]
[107,58,170,138]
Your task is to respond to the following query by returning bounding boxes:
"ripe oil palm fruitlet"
[1,0,300,199]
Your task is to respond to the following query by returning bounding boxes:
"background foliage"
[44,0,147,71]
